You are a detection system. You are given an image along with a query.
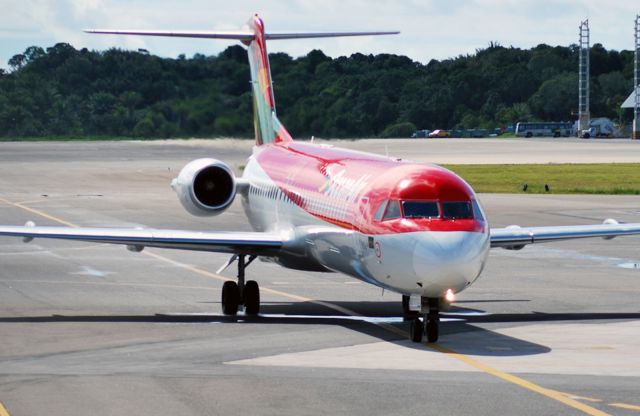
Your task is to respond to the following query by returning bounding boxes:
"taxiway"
[1,139,639,416]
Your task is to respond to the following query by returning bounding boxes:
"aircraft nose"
[412,232,489,296]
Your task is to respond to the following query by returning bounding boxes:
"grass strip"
[443,163,640,195]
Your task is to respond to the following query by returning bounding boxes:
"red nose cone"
[391,165,474,202]
[362,164,484,235]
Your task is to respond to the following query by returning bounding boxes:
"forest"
[0,41,636,139]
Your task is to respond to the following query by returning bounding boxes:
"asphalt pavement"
[1,139,639,416]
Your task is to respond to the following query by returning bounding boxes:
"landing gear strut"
[221,254,259,316]
[402,295,419,321]
[408,297,440,343]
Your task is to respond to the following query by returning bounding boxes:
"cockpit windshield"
[402,201,439,219]
[441,201,473,219]
[375,199,476,222]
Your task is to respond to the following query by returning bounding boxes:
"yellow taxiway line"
[0,197,76,228]
[428,343,611,416]
[0,195,625,416]
[609,403,640,411]
[0,401,10,416]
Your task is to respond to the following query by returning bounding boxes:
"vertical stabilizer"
[243,15,292,145]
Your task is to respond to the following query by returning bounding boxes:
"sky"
[1,0,639,70]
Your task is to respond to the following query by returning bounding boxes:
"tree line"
[0,41,636,139]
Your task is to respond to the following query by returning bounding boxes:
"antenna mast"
[578,20,590,134]
[633,15,639,139]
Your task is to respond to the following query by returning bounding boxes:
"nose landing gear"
[402,295,419,321]
[408,297,440,343]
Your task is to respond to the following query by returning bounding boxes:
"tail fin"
[242,15,290,145]
[86,15,399,146]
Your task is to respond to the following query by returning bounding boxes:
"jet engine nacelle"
[171,158,236,217]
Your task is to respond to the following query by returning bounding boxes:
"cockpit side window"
[442,201,473,219]
[402,201,440,219]
[374,200,388,221]
[472,199,485,222]
[382,200,402,220]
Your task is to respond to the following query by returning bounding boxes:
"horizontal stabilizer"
[85,16,399,147]
[84,29,255,40]
[84,30,400,41]
[265,31,399,40]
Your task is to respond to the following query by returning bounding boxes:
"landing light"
[445,289,455,303]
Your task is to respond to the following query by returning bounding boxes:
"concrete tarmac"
[1,139,640,416]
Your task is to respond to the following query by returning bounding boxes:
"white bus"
[515,122,574,137]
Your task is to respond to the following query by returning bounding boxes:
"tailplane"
[86,14,399,145]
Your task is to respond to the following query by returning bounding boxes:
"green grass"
[495,132,516,138]
[443,163,640,194]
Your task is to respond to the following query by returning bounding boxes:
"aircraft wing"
[490,221,640,249]
[0,225,284,255]
[4,221,640,254]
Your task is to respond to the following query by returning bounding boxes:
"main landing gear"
[407,297,440,343]
[221,255,260,316]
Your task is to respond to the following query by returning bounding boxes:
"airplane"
[2,14,640,343]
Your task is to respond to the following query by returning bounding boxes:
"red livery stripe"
[254,142,487,235]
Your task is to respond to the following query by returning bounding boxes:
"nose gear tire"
[410,318,423,342]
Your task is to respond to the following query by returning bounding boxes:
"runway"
[1,139,640,415]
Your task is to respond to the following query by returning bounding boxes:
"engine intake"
[172,158,237,217]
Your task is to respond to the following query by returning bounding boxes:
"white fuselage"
[240,147,491,298]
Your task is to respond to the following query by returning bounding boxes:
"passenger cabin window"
[402,201,439,219]
[382,200,402,220]
[442,201,473,219]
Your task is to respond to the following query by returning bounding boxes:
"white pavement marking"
[227,340,480,372]
[228,321,640,377]
[70,266,115,278]
[473,321,640,377]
